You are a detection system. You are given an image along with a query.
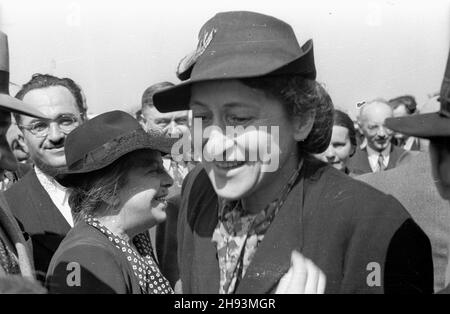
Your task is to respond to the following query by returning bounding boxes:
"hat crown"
[0,32,10,94]
[154,10,316,113]
[65,111,142,168]
[0,32,9,72]
[440,49,450,117]
[199,11,297,46]
[177,11,309,81]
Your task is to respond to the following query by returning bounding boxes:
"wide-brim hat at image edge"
[385,49,450,138]
[153,11,316,113]
[56,110,178,187]
[0,31,46,119]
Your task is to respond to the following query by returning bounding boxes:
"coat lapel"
[27,170,71,234]
[236,176,304,294]
[349,148,372,175]
[387,145,404,170]
[186,167,221,293]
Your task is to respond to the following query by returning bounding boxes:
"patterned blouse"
[85,215,173,294]
[212,160,304,294]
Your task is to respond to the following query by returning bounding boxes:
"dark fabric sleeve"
[155,195,180,288]
[176,165,204,294]
[384,218,434,294]
[46,244,130,294]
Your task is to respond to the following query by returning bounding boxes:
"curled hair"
[67,149,159,221]
[241,75,334,154]
[14,73,87,123]
[333,109,357,147]
[388,95,417,115]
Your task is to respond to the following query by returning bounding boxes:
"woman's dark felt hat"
[56,110,177,187]
[153,11,316,113]
[385,49,450,138]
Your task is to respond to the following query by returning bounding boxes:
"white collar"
[366,143,391,172]
[366,142,391,159]
[34,166,67,193]
[403,137,417,151]
[35,166,74,227]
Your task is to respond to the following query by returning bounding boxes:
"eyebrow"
[223,102,257,110]
[190,100,208,108]
[27,113,77,123]
[26,118,45,124]
[190,100,257,109]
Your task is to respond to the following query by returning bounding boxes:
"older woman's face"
[189,79,299,200]
[314,125,354,171]
[118,151,173,231]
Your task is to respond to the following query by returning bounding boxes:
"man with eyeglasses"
[4,74,87,283]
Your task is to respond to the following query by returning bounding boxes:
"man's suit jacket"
[348,145,407,175]
[178,159,433,294]
[4,169,71,282]
[358,152,450,293]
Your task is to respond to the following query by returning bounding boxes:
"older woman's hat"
[153,11,316,112]
[0,31,46,118]
[56,110,177,186]
[385,48,450,138]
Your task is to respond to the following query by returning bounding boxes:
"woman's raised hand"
[275,250,326,294]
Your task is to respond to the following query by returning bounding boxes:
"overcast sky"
[1,0,449,118]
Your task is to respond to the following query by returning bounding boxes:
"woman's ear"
[292,109,316,142]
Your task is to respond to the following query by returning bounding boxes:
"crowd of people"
[0,10,449,294]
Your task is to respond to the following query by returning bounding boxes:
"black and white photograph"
[0,0,449,298]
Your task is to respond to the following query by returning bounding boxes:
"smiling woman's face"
[189,79,300,200]
[118,150,174,232]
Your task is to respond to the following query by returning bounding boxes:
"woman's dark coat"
[177,158,433,294]
[46,221,142,294]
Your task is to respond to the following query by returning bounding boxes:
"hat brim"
[153,40,315,113]
[56,129,179,187]
[385,112,450,138]
[0,94,46,118]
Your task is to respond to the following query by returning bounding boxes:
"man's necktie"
[171,160,183,187]
[377,153,386,172]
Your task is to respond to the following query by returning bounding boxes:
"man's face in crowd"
[20,86,82,171]
[359,102,394,152]
[430,137,450,200]
[141,105,189,138]
[0,110,18,173]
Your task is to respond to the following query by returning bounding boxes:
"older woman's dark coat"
[178,158,433,294]
[46,221,142,294]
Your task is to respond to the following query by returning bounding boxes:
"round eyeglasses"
[19,114,81,137]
